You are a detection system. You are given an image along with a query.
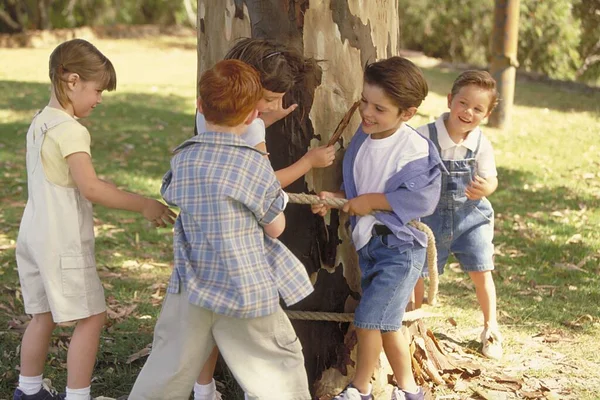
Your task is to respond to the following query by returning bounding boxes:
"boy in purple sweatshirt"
[312,57,442,400]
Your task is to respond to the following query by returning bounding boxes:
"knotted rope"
[286,192,439,307]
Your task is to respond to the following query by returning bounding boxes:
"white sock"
[358,384,372,395]
[65,385,91,400]
[17,374,43,395]
[194,379,216,400]
[402,386,420,394]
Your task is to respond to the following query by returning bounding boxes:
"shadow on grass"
[435,166,600,332]
[421,67,600,115]
[0,79,195,186]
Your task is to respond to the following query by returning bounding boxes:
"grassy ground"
[1,34,599,399]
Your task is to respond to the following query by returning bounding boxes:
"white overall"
[16,111,105,323]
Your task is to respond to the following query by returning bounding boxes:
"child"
[414,70,502,359]
[13,39,175,400]
[193,38,335,400]
[312,57,443,400]
[195,38,335,186]
[129,59,314,400]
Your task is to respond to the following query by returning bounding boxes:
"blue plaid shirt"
[161,131,314,318]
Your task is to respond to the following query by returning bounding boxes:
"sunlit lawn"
[1,33,599,399]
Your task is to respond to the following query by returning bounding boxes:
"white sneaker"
[333,385,373,400]
[391,386,424,400]
[481,326,503,359]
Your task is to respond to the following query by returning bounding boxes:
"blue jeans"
[354,236,425,332]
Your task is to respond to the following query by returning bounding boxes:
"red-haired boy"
[129,60,313,400]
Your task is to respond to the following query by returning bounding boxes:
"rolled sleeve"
[259,187,286,226]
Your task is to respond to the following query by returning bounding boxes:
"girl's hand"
[342,195,373,216]
[466,175,494,200]
[311,191,337,217]
[303,145,336,169]
[142,199,177,227]
[260,98,298,128]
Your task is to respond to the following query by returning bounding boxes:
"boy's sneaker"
[13,385,64,400]
[481,326,503,359]
[391,386,424,400]
[333,384,373,400]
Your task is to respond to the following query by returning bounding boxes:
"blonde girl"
[14,39,174,400]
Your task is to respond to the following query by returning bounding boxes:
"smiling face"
[446,84,493,137]
[68,78,104,118]
[358,82,407,139]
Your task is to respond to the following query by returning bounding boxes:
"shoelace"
[41,380,60,397]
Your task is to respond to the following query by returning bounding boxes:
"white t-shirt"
[352,124,429,250]
[416,113,497,178]
[195,112,266,147]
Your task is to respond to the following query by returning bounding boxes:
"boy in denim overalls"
[415,70,502,359]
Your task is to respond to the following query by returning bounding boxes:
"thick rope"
[285,308,440,323]
[287,192,439,306]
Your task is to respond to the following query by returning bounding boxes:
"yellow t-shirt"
[37,107,91,187]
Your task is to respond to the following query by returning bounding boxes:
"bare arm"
[67,152,176,226]
[263,212,286,238]
[274,145,336,188]
[342,193,392,216]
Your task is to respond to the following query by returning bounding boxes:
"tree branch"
[0,6,22,32]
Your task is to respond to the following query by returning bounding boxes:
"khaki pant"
[129,291,311,400]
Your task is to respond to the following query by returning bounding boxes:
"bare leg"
[20,312,56,376]
[382,330,419,393]
[468,271,497,327]
[66,312,106,389]
[353,328,382,394]
[413,278,426,309]
[196,346,219,385]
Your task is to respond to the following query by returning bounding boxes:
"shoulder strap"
[427,122,442,154]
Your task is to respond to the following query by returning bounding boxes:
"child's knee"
[469,270,495,285]
[31,312,57,329]
[77,311,107,328]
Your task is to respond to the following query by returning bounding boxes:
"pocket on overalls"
[470,198,494,224]
[60,254,102,296]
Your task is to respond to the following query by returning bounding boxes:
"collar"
[174,131,267,155]
[435,113,481,152]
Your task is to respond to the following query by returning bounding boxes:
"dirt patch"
[0,24,195,48]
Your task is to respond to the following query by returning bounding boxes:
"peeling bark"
[198,0,404,396]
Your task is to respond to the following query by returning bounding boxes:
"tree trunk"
[197,0,402,398]
[37,0,53,30]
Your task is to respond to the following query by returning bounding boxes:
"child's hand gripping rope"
[290,191,440,306]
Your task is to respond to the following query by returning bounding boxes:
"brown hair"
[364,56,428,113]
[450,70,499,110]
[224,38,312,94]
[198,59,262,126]
[49,39,117,108]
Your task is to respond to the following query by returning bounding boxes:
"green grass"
[1,35,600,400]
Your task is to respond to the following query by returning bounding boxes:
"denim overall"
[421,123,494,275]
